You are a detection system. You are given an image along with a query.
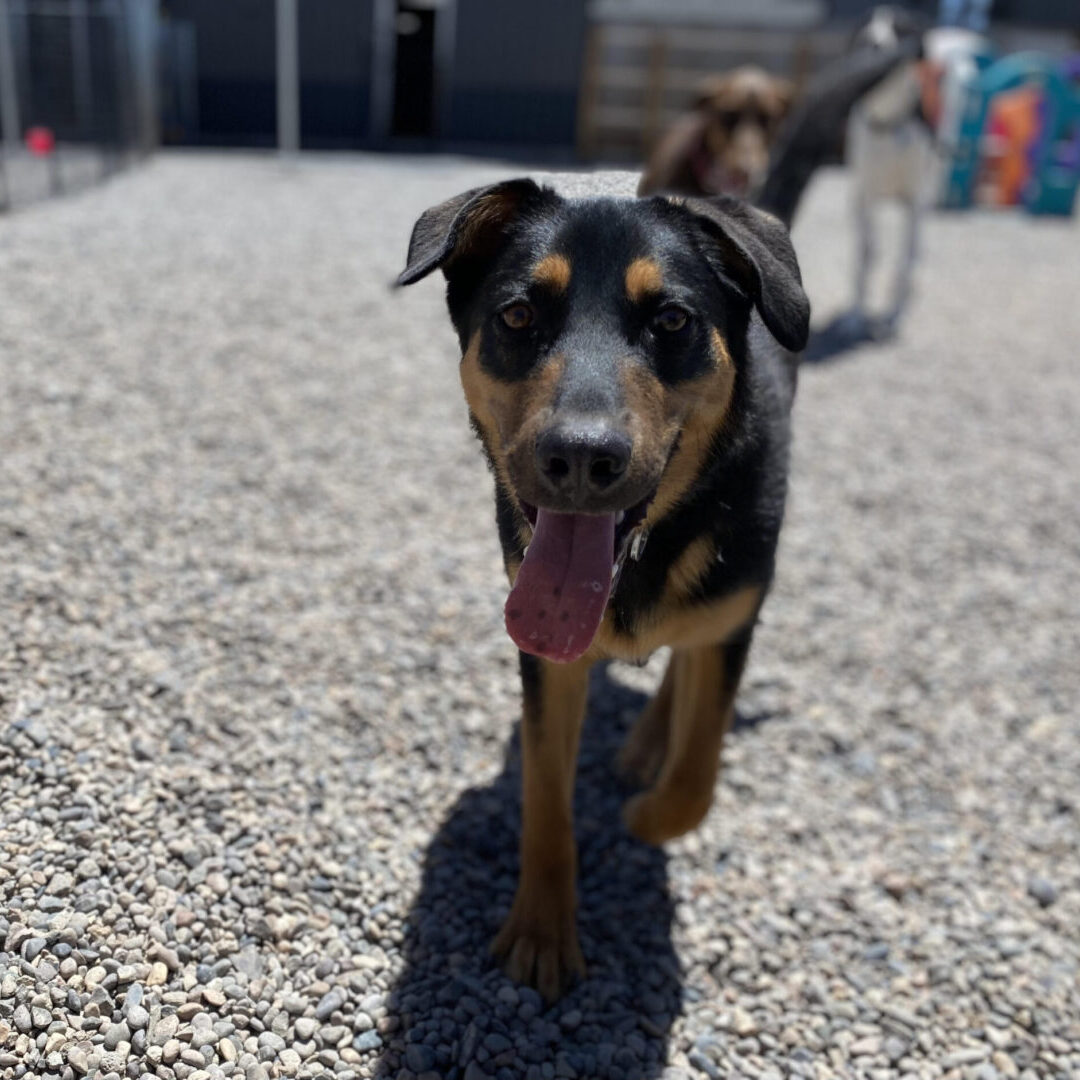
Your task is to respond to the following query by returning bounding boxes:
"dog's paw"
[623,787,713,846]
[491,897,585,1003]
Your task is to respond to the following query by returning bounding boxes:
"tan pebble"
[732,1007,758,1036]
[850,1036,882,1057]
[992,1052,1019,1078]
[147,962,169,986]
[153,1013,179,1042]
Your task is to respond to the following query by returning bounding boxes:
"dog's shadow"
[803,310,898,364]
[374,663,682,1080]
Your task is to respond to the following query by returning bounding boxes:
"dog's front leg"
[492,653,589,1001]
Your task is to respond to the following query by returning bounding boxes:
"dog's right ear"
[396,179,550,287]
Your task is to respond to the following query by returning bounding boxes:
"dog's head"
[694,67,794,196]
[849,5,926,54]
[398,180,808,662]
[849,6,928,126]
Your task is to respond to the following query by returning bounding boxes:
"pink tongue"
[505,510,616,662]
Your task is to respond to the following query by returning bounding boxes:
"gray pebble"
[104,1022,131,1049]
[559,1011,582,1032]
[127,1005,150,1030]
[314,990,344,1021]
[13,1004,32,1033]
[1027,876,1058,908]
[406,1044,437,1072]
[22,937,47,962]
[352,1031,382,1053]
[257,1032,285,1054]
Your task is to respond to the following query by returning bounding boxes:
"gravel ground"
[1,153,1078,1080]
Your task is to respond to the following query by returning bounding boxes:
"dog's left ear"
[397,178,551,287]
[679,195,810,352]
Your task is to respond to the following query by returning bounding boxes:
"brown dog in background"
[639,66,794,199]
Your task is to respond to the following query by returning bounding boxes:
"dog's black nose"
[536,422,632,499]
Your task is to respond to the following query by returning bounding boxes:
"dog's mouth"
[505,495,653,664]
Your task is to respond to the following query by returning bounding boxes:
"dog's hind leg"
[851,190,875,329]
[885,197,920,331]
[623,633,752,846]
[617,655,676,787]
[492,654,589,1001]
[836,189,876,339]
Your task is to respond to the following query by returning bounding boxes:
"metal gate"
[0,0,156,211]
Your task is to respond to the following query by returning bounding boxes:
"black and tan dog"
[397,179,809,1000]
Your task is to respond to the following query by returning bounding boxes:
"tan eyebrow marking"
[532,253,572,293]
[625,257,664,303]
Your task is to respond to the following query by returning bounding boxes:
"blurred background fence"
[0,0,1077,212]
[0,0,156,211]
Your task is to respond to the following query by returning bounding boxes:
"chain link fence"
[0,0,156,212]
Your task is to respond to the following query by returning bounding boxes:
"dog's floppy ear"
[397,178,550,287]
[680,195,810,352]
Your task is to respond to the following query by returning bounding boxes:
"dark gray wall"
[447,0,587,147]
[167,0,275,143]
[166,0,374,147]
[300,0,374,148]
[165,0,590,150]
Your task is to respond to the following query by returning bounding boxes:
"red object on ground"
[25,127,56,156]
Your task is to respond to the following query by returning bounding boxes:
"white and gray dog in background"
[843,6,936,338]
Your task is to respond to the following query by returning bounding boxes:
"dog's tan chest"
[588,582,762,663]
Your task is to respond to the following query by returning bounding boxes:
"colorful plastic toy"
[943,52,1080,215]
[1023,56,1080,215]
[981,84,1041,205]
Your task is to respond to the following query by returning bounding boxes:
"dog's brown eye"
[501,303,534,330]
[655,306,689,333]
